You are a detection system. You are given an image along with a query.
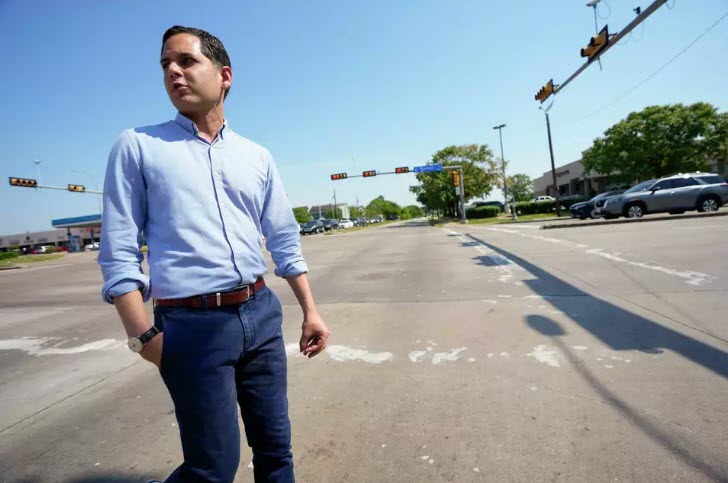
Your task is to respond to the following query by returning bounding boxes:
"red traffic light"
[395,167,410,174]
[330,173,348,180]
[363,170,377,177]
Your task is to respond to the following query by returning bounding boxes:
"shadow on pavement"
[527,315,728,481]
[385,220,430,228]
[465,233,728,381]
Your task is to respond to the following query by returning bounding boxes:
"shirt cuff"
[274,259,309,278]
[102,278,151,304]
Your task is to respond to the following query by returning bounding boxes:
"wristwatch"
[127,326,161,353]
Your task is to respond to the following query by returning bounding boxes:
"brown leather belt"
[154,278,266,309]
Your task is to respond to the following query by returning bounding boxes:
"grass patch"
[0,253,65,267]
[429,213,565,226]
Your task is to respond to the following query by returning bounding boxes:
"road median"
[540,211,728,230]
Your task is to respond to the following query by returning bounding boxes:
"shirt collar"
[174,112,228,140]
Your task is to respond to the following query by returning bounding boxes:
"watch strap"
[137,326,161,345]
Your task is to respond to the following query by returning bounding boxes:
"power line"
[570,9,728,123]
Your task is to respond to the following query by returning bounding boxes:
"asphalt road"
[1,217,727,482]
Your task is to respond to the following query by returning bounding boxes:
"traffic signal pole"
[544,111,562,217]
[554,0,667,96]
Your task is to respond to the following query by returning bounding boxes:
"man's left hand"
[299,313,329,358]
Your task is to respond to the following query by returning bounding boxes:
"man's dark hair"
[162,26,232,99]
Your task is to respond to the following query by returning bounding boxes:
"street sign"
[413,164,443,173]
[455,186,461,196]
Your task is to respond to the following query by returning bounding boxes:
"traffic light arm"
[554,0,667,97]
[8,181,103,194]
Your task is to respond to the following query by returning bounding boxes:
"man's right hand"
[140,333,164,368]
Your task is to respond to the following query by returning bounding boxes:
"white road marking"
[431,347,468,365]
[526,345,561,367]
[480,226,714,286]
[408,350,427,362]
[572,345,588,351]
[326,345,393,364]
[0,337,123,356]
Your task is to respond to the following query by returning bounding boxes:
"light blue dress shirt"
[99,112,307,303]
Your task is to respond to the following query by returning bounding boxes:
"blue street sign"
[413,164,443,173]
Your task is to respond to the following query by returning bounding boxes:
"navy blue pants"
[154,286,294,482]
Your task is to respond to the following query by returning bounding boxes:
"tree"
[705,112,728,175]
[507,173,533,202]
[292,206,310,223]
[324,208,344,219]
[409,144,500,217]
[400,205,425,220]
[366,196,401,219]
[349,206,365,219]
[582,103,722,183]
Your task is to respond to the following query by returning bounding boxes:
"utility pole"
[333,189,338,220]
[544,110,562,217]
[493,124,517,221]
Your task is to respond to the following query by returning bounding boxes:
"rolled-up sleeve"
[98,130,151,303]
[260,153,308,277]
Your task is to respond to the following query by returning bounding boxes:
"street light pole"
[71,169,102,214]
[493,124,517,221]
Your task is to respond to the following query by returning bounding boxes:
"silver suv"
[600,173,728,219]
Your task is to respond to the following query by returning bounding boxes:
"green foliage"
[515,201,556,215]
[582,103,722,183]
[0,252,20,261]
[507,173,533,202]
[292,206,311,224]
[324,208,343,219]
[44,246,58,253]
[409,144,500,215]
[366,196,401,219]
[349,206,365,219]
[466,206,500,219]
[400,205,425,220]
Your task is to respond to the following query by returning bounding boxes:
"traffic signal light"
[452,171,460,186]
[581,25,609,61]
[395,167,410,174]
[363,170,377,177]
[68,184,86,192]
[535,79,555,103]
[9,177,38,188]
[330,173,348,181]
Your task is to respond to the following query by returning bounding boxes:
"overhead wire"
[568,9,728,123]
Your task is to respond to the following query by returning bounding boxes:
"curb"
[540,211,728,230]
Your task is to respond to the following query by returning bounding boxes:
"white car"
[84,242,100,251]
[338,218,354,229]
[531,195,555,203]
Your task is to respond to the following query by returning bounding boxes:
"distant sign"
[413,164,443,173]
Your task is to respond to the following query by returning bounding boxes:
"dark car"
[301,220,324,235]
[321,219,338,231]
[569,190,625,220]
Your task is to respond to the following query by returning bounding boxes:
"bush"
[0,252,19,261]
[515,201,556,215]
[44,246,58,253]
[466,205,501,219]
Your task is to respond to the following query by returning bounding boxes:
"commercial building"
[0,214,101,253]
[533,159,727,197]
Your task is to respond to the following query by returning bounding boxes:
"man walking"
[99,26,329,482]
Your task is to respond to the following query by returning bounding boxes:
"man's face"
[160,33,231,114]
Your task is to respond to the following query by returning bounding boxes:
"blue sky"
[1,0,727,234]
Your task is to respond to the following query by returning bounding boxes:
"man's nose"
[167,62,183,79]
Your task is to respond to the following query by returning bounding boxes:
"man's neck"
[184,107,225,143]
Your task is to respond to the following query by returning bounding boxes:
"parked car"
[84,242,100,251]
[531,195,555,203]
[569,190,625,220]
[600,173,728,219]
[300,220,324,235]
[321,219,338,231]
[339,218,354,229]
[558,194,589,209]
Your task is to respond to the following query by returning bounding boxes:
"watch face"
[128,337,144,353]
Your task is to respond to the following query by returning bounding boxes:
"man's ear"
[221,66,233,93]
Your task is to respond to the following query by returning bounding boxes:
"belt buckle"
[215,292,221,307]
[241,284,251,302]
